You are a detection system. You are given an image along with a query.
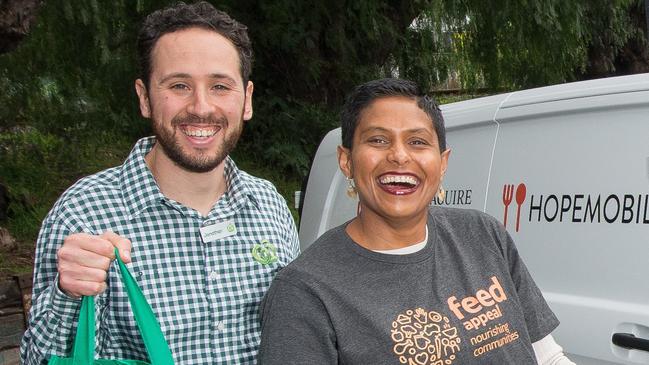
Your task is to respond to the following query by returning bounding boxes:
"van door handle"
[612,333,649,352]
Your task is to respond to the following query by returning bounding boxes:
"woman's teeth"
[379,175,418,187]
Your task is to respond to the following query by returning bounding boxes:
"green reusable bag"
[48,249,174,365]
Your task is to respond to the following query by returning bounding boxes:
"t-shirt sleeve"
[258,275,337,364]
[495,222,560,342]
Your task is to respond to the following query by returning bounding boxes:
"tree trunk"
[0,0,43,54]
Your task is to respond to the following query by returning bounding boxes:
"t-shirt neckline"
[341,214,436,264]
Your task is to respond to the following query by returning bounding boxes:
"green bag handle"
[71,296,95,364]
[64,248,174,364]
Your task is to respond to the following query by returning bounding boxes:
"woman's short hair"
[341,78,446,152]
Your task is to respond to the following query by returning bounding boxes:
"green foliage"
[228,0,436,171]
[235,95,338,176]
[240,0,409,106]
[0,128,132,243]
[394,0,648,90]
[435,91,492,105]
[0,0,646,277]
[580,0,648,76]
[0,128,64,241]
[0,1,149,138]
[415,0,588,88]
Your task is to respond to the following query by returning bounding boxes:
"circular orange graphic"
[391,308,461,365]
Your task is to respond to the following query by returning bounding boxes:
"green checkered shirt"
[21,137,300,364]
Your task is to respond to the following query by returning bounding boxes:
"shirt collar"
[213,156,260,217]
[120,137,165,218]
[120,137,259,218]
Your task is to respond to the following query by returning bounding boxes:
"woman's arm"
[258,277,338,364]
[533,334,576,365]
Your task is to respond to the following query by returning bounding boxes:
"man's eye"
[410,139,429,145]
[171,84,189,90]
[213,84,230,91]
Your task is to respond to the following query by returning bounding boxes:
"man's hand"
[57,231,132,298]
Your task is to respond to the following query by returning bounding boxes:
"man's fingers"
[57,231,132,297]
[58,245,112,271]
[59,278,108,298]
[58,263,109,297]
[59,262,109,283]
[64,233,116,259]
[100,230,132,263]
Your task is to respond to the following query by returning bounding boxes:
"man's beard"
[152,113,242,173]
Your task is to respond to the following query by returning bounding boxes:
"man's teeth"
[184,128,216,137]
[380,175,418,186]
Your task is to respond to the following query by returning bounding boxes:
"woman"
[258,78,573,364]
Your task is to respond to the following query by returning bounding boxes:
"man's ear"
[243,81,254,121]
[337,145,353,178]
[135,79,151,118]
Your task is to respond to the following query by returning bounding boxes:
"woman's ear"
[337,145,353,178]
[440,148,451,178]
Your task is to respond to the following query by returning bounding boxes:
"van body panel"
[299,73,649,364]
[548,294,649,364]
[479,79,649,364]
[434,123,498,211]
[499,73,649,109]
[441,93,508,129]
[438,95,503,212]
[299,129,357,250]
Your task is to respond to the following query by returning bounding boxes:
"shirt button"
[208,270,218,280]
[217,321,225,331]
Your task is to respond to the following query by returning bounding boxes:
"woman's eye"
[368,137,388,144]
[410,139,429,145]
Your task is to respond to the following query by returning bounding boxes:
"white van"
[298,73,649,364]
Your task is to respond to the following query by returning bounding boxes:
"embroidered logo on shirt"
[391,308,460,364]
[251,240,278,265]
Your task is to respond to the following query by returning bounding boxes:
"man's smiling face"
[136,26,253,172]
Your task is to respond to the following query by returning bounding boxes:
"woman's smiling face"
[338,96,450,223]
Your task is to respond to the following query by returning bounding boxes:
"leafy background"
[0,0,647,277]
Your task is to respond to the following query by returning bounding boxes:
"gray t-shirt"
[259,207,559,364]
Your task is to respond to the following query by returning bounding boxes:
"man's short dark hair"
[137,1,253,88]
[340,78,446,152]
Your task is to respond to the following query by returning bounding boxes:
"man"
[21,2,300,364]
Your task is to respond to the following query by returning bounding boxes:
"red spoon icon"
[515,183,527,232]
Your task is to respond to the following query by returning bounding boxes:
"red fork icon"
[502,184,514,228]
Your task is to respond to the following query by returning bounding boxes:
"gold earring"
[346,176,357,198]
[437,185,446,201]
